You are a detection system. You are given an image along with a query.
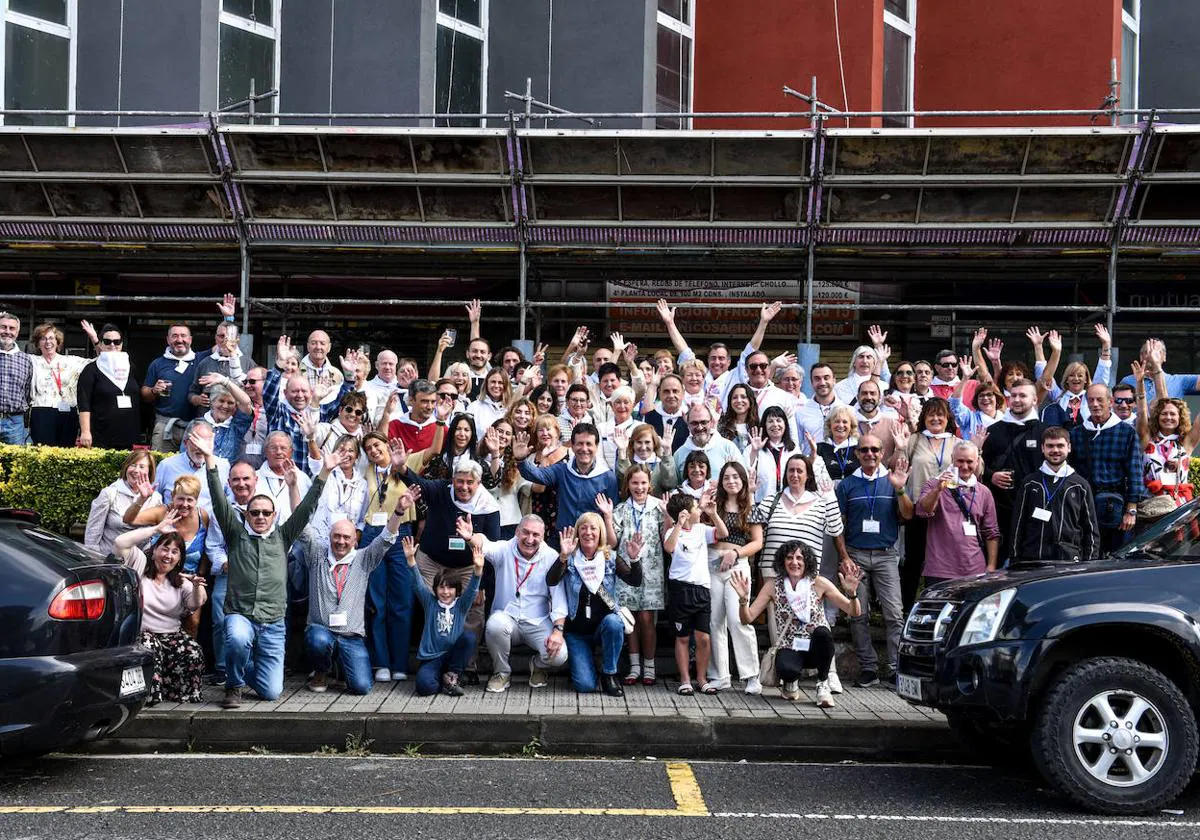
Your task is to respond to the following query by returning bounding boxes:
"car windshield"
[1111,500,1200,561]
[11,522,111,568]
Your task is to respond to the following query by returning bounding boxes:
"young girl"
[404,534,483,697]
[718,383,759,451]
[612,464,667,685]
[615,422,678,497]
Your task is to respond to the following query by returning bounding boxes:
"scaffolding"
[1,106,1199,351]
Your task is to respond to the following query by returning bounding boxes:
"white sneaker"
[374,668,391,683]
[782,680,801,701]
[391,672,408,682]
[816,680,836,708]
[744,676,763,696]
[486,673,511,693]
[827,663,843,695]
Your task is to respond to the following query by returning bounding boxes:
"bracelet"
[845,591,858,600]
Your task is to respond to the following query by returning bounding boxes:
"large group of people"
[0,293,1195,710]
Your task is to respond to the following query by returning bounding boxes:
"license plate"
[119,665,147,698]
[897,674,923,702]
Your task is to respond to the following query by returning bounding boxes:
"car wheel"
[1032,656,1199,815]
[945,710,1032,768]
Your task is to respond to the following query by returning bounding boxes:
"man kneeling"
[458,514,568,692]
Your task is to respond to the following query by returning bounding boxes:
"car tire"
[1032,656,1198,815]
[945,710,1032,768]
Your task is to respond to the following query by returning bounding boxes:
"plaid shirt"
[262,368,350,474]
[1069,420,1146,504]
[0,349,33,413]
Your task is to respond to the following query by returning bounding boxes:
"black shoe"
[600,674,625,697]
[206,673,226,687]
[222,686,243,709]
[443,672,465,697]
[854,669,879,688]
[462,669,480,686]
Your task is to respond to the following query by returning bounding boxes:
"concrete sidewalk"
[103,674,961,762]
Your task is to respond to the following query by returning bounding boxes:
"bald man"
[365,349,403,426]
[300,329,344,408]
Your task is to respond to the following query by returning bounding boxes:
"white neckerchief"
[435,599,456,634]
[922,430,953,440]
[854,409,884,427]
[243,516,278,539]
[932,376,960,388]
[1083,413,1121,434]
[980,412,999,429]
[783,487,816,505]
[574,549,606,594]
[831,436,857,452]
[1155,433,1180,443]
[0,344,19,356]
[632,453,658,466]
[852,464,890,481]
[203,410,232,430]
[567,450,610,479]
[96,352,131,391]
[783,576,812,622]
[163,348,196,362]
[367,375,397,391]
[999,408,1039,425]
[452,485,501,516]
[955,474,979,487]
[327,548,355,570]
[1039,461,1075,478]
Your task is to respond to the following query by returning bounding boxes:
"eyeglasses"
[857,446,882,454]
[895,370,914,376]
[100,337,122,346]
[746,362,770,371]
[243,378,262,386]
[936,361,957,368]
[437,392,456,399]
[1113,397,1136,405]
[342,407,367,418]
[688,419,710,427]
[246,509,274,518]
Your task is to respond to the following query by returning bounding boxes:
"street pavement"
[2,754,1199,839]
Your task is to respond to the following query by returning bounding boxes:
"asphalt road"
[2,754,1199,839]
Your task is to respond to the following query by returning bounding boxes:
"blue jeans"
[0,413,28,446]
[415,630,477,696]
[224,614,285,700]
[305,625,373,695]
[364,523,413,675]
[564,613,624,693]
[210,575,228,678]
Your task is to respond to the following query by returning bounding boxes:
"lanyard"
[955,486,976,516]
[631,501,646,533]
[934,437,949,469]
[864,476,880,520]
[50,362,64,396]
[331,563,350,603]
[334,476,356,513]
[833,445,852,476]
[375,466,389,507]
[1041,476,1066,506]
[513,552,537,594]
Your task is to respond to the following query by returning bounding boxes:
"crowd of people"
[0,294,1195,710]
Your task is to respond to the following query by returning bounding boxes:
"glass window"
[436,24,483,127]
[219,23,275,110]
[1123,0,1136,14]
[5,22,69,125]
[885,0,909,21]
[438,0,480,27]
[1121,24,1138,123]
[10,0,66,24]
[655,4,693,129]
[658,0,689,21]
[882,24,910,128]
[223,0,273,25]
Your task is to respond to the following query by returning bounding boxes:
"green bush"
[0,444,171,533]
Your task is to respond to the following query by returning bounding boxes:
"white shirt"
[797,396,846,454]
[256,463,312,523]
[481,536,566,626]
[667,524,716,587]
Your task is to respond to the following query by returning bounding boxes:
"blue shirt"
[1118,372,1200,403]
[414,571,480,661]
[144,354,200,419]
[836,471,903,550]
[156,451,229,508]
[518,457,618,530]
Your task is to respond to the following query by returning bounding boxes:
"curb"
[87,711,966,762]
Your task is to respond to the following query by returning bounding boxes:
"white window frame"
[656,2,695,129]
[883,0,916,128]
[219,0,282,123]
[436,0,489,124]
[1121,0,1140,120]
[0,0,78,127]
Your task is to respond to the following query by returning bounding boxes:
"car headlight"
[957,588,1016,647]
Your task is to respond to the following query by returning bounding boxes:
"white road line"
[712,812,1200,827]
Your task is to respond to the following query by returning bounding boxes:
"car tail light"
[49,581,108,620]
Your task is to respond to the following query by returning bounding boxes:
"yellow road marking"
[0,762,711,819]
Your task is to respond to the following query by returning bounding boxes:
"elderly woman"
[548,513,642,697]
[85,449,162,555]
[600,385,640,467]
[678,358,710,411]
[731,540,863,707]
[303,391,369,473]
[123,473,211,578]
[113,513,208,704]
[814,406,859,483]
[1133,360,1200,520]
[28,321,89,446]
[557,383,595,442]
[835,342,890,405]
[746,405,803,503]
[194,373,253,461]
[77,323,141,450]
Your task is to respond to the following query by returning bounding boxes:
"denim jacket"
[546,549,642,618]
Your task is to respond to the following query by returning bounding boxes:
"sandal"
[642,663,657,686]
[700,682,720,695]
[623,667,641,686]
[677,683,695,696]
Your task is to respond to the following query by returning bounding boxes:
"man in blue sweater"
[835,433,913,689]
[515,422,618,527]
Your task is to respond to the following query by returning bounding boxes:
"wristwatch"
[552,625,564,633]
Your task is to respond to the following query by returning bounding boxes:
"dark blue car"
[0,509,153,757]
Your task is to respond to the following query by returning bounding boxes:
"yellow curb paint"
[665,762,709,816]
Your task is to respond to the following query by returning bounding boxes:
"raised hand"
[1047,330,1063,353]
[1094,323,1112,350]
[566,326,587,353]
[434,394,453,422]
[816,477,835,496]
[622,342,639,366]
[876,343,892,363]
[838,563,864,594]
[320,449,342,474]
[971,327,988,351]
[700,487,717,514]
[594,493,614,516]
[971,428,990,450]
[984,338,1004,364]
[80,319,99,346]
[339,348,362,376]
[1130,359,1146,383]
[804,430,819,456]
[197,373,225,389]
[760,301,783,323]
[281,459,299,487]
[610,331,627,354]
[512,430,532,461]
[892,421,911,450]
[471,541,485,572]
[276,335,292,364]
[747,425,765,457]
[187,430,214,460]
[959,355,975,379]
[437,330,453,352]
[888,454,910,490]
[655,299,676,323]
[483,426,501,455]
[559,526,578,557]
[456,515,475,541]
[625,531,645,561]
[465,299,482,324]
[1148,338,1167,371]
[217,293,237,319]
[395,488,418,515]
[389,438,409,470]
[729,568,751,599]
[401,535,418,567]
[771,350,797,370]
[867,324,888,347]
[612,425,630,457]
[156,509,181,533]
[661,421,678,455]
[136,479,156,500]
[291,410,315,439]
[533,343,548,366]
[1025,326,1044,347]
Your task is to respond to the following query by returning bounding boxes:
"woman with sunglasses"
[884,362,923,428]
[77,323,141,449]
[304,392,370,473]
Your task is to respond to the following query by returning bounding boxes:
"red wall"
[915,0,1122,126]
[694,0,884,130]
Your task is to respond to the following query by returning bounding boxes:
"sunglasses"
[246,509,274,518]
[746,362,770,371]
[895,370,914,376]
[437,392,457,399]
[342,407,367,418]
[100,337,123,346]
[244,378,262,386]
[936,361,957,368]
[1113,397,1136,405]
[688,420,710,426]
[857,446,882,454]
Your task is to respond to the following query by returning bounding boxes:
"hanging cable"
[832,0,850,126]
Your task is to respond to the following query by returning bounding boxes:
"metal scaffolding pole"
[519,240,528,341]
[239,239,251,337]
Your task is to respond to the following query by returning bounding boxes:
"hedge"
[0,444,172,534]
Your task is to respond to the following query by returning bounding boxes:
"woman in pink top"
[113,513,208,704]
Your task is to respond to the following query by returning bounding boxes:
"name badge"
[791,636,811,652]
[962,521,978,537]
[448,537,467,551]
[175,360,189,374]
[370,512,388,527]
[116,395,133,409]
[1032,507,1053,522]
[1025,439,1038,448]
[328,612,348,628]
[244,443,262,455]
[862,519,881,534]
[1160,472,1178,486]
[56,400,71,413]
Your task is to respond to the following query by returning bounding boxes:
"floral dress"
[613,497,667,611]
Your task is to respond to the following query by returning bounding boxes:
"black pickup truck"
[898,500,1200,815]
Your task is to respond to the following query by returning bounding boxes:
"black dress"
[77,362,142,450]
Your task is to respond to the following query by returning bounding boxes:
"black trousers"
[775,625,835,682]
[900,518,927,615]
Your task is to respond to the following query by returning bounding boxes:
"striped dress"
[754,491,844,577]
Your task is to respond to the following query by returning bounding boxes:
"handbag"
[593,583,637,634]
[1094,491,1126,530]
[758,646,779,687]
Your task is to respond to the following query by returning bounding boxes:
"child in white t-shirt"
[663,491,728,696]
